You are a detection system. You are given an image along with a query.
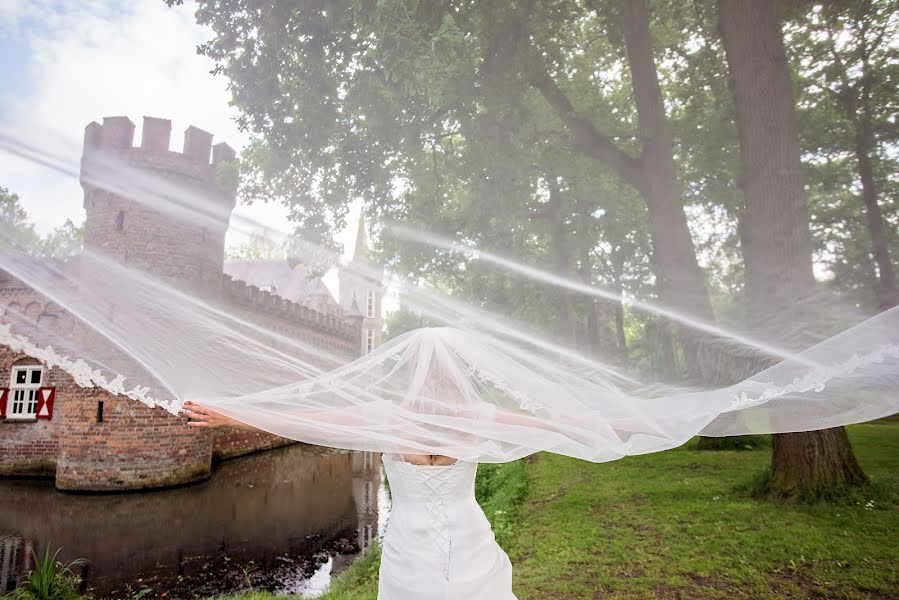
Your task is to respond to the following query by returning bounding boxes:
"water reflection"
[0,444,385,598]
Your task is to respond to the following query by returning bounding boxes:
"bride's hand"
[181,401,232,428]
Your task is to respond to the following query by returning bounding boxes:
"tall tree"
[791,0,899,310]
[528,0,715,378]
[717,0,868,498]
[180,0,714,376]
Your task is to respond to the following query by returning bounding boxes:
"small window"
[365,328,375,354]
[9,365,43,419]
[366,289,376,319]
[115,211,125,232]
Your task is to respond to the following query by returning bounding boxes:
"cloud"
[0,0,361,296]
[0,0,30,31]
[0,0,257,233]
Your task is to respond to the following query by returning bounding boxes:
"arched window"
[115,210,125,232]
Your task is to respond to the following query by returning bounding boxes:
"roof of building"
[223,260,339,309]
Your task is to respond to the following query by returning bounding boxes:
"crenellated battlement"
[80,115,239,286]
[81,116,238,203]
[222,274,360,341]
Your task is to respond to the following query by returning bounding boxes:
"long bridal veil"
[0,135,897,463]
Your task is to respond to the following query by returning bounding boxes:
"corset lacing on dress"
[390,457,460,579]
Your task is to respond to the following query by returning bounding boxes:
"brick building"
[0,116,384,491]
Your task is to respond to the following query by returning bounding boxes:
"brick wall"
[81,116,236,288]
[0,352,63,477]
[55,391,213,492]
[83,187,229,289]
[212,428,294,460]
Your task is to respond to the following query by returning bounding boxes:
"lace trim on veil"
[725,342,899,412]
[0,323,166,411]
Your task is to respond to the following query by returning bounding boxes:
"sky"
[0,0,360,296]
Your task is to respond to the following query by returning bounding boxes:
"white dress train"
[377,454,517,600]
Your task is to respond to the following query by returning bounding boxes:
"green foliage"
[182,0,663,353]
[35,220,84,260]
[10,545,85,600]
[177,0,899,377]
[213,159,241,194]
[383,305,442,341]
[225,230,286,262]
[785,1,899,307]
[474,460,529,548]
[0,187,41,251]
[0,188,84,259]
[315,544,380,600]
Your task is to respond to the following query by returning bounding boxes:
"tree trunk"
[545,175,578,343]
[532,0,716,380]
[825,17,898,310]
[855,133,898,310]
[620,0,715,380]
[717,0,868,497]
[613,279,629,364]
[768,428,867,498]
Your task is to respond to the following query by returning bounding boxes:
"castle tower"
[50,115,240,491]
[80,116,238,288]
[339,213,384,355]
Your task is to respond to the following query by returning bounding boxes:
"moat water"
[0,444,389,599]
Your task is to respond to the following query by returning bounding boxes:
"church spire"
[352,210,368,262]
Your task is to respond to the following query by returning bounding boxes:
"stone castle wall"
[0,274,359,491]
[0,284,72,478]
[81,116,236,288]
[0,279,215,490]
[212,429,293,461]
[55,391,214,492]
[0,352,61,478]
[0,115,363,491]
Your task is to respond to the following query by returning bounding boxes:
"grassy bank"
[512,421,899,599]
[314,421,898,600]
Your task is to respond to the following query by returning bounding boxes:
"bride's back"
[378,453,517,599]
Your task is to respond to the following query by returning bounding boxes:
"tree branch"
[529,64,641,186]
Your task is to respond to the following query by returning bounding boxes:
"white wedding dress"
[378,454,517,600]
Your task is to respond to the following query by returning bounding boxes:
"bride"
[177,312,899,599]
[182,400,519,600]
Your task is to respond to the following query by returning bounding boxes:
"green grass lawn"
[223,422,899,600]
[511,422,899,600]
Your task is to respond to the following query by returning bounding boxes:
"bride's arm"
[181,400,373,432]
[492,406,664,439]
[182,401,262,431]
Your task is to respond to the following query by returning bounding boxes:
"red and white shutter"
[35,387,56,419]
[0,388,8,419]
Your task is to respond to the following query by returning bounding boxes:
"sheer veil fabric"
[0,238,897,464]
